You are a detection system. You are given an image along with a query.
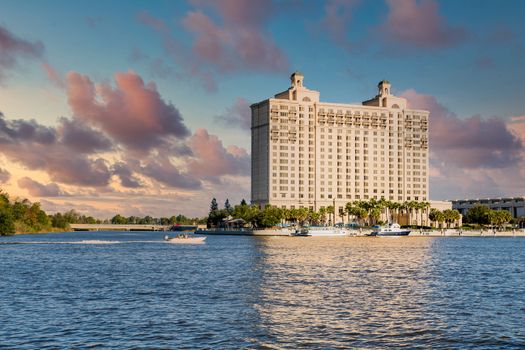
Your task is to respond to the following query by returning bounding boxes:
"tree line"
[1,190,53,235]
[0,189,206,235]
[206,198,461,229]
[109,213,206,226]
[461,204,516,229]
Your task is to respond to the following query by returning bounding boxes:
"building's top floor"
[452,197,525,206]
[251,72,427,115]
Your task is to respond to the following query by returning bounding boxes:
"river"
[1,232,524,349]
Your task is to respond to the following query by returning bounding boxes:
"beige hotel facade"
[251,72,430,215]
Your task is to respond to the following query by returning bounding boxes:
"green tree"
[490,210,512,230]
[465,204,492,226]
[354,207,368,226]
[260,205,282,227]
[111,214,127,225]
[326,205,335,226]
[224,198,233,215]
[0,206,15,235]
[443,209,460,228]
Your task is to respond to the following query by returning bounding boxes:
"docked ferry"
[369,223,410,237]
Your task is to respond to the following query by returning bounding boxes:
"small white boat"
[369,223,410,237]
[292,227,348,237]
[164,234,206,244]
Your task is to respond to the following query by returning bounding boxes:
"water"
[1,232,524,349]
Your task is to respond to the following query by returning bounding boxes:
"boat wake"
[2,240,183,245]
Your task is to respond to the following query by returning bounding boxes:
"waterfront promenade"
[196,228,525,237]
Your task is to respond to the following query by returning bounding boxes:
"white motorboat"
[369,223,410,237]
[164,234,206,244]
[292,227,348,237]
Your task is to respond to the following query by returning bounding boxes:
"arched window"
[392,104,399,109]
[385,88,389,94]
[302,97,311,102]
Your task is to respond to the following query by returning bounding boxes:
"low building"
[452,197,525,219]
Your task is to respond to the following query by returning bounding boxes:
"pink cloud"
[66,71,190,152]
[182,0,288,74]
[0,24,44,82]
[401,90,525,200]
[380,0,467,49]
[17,177,68,197]
[42,63,65,88]
[138,1,288,91]
[214,97,251,130]
[187,128,250,181]
[0,112,112,187]
[319,0,360,49]
[402,89,522,168]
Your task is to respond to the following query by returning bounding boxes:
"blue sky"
[0,0,524,217]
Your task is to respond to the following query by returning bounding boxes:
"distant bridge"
[69,224,171,232]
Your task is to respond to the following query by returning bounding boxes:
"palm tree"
[420,201,430,227]
[354,207,368,226]
[326,205,335,226]
[388,201,400,224]
[319,207,327,226]
[345,202,354,224]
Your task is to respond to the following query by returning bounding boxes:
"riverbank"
[195,227,525,237]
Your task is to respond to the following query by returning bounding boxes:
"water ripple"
[1,233,525,348]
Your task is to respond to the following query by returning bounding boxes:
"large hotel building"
[251,72,430,214]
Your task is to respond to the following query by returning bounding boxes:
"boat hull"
[375,231,410,236]
[293,227,348,237]
[165,236,206,244]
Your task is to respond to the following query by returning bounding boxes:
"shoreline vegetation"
[207,198,525,232]
[2,189,524,236]
[0,189,206,236]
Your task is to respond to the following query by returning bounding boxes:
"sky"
[0,0,524,218]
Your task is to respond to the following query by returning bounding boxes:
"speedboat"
[164,234,206,244]
[369,223,410,237]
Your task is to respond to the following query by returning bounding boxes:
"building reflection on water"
[247,237,444,348]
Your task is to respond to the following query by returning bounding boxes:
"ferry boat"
[369,223,410,237]
[292,227,348,237]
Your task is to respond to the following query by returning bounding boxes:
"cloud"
[319,0,360,50]
[138,154,202,189]
[137,10,168,33]
[214,97,251,130]
[182,0,288,73]
[0,112,112,187]
[0,24,44,82]
[66,71,190,152]
[0,168,10,183]
[187,128,250,181]
[17,177,68,197]
[402,89,523,169]
[138,1,289,91]
[42,63,65,88]
[379,0,467,49]
[57,117,113,154]
[112,162,142,188]
[401,90,525,200]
